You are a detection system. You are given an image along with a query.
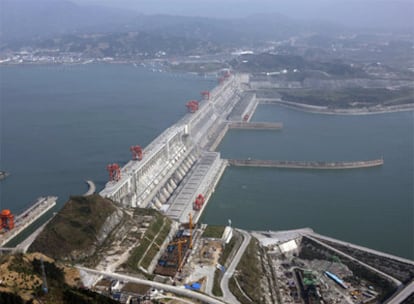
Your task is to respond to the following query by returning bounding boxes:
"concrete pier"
[228,158,384,169]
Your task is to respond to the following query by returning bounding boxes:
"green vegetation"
[126,211,171,272]
[212,231,240,297]
[278,87,413,108]
[202,225,225,239]
[230,238,266,304]
[220,235,238,266]
[212,269,223,297]
[141,218,171,269]
[29,195,117,261]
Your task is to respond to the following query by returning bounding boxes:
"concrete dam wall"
[99,74,248,212]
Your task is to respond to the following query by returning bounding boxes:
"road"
[77,266,227,304]
[220,229,251,304]
[385,281,414,304]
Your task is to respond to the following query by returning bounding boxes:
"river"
[0,64,214,212]
[202,104,413,259]
[0,65,412,259]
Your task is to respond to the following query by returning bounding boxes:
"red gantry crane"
[201,91,210,100]
[186,100,199,113]
[130,145,143,161]
[218,70,231,84]
[106,163,121,182]
[0,209,14,231]
[193,194,205,211]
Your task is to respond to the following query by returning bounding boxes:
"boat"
[0,171,10,180]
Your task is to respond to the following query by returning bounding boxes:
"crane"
[0,209,14,231]
[201,91,210,100]
[106,163,121,182]
[130,145,143,161]
[188,212,193,250]
[193,194,205,211]
[169,239,188,272]
[186,100,199,113]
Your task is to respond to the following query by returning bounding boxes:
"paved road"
[155,295,196,304]
[385,281,414,304]
[220,229,251,304]
[77,266,227,304]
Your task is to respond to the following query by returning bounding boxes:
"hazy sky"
[69,0,413,28]
[71,0,410,16]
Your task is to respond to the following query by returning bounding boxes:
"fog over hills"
[75,0,414,29]
[0,0,138,42]
[1,0,412,44]
[0,0,316,45]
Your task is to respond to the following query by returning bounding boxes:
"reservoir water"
[202,105,414,259]
[0,65,413,259]
[0,64,215,212]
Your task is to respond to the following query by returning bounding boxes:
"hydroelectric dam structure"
[99,72,384,224]
[100,73,252,223]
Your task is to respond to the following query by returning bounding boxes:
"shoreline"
[261,99,414,115]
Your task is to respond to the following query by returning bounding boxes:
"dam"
[99,72,384,223]
[100,73,250,221]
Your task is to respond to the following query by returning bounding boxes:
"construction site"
[251,230,414,304]
[153,213,196,278]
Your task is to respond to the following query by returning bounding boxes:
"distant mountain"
[128,13,308,46]
[2,0,412,47]
[74,0,414,30]
[0,0,341,46]
[0,0,138,42]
